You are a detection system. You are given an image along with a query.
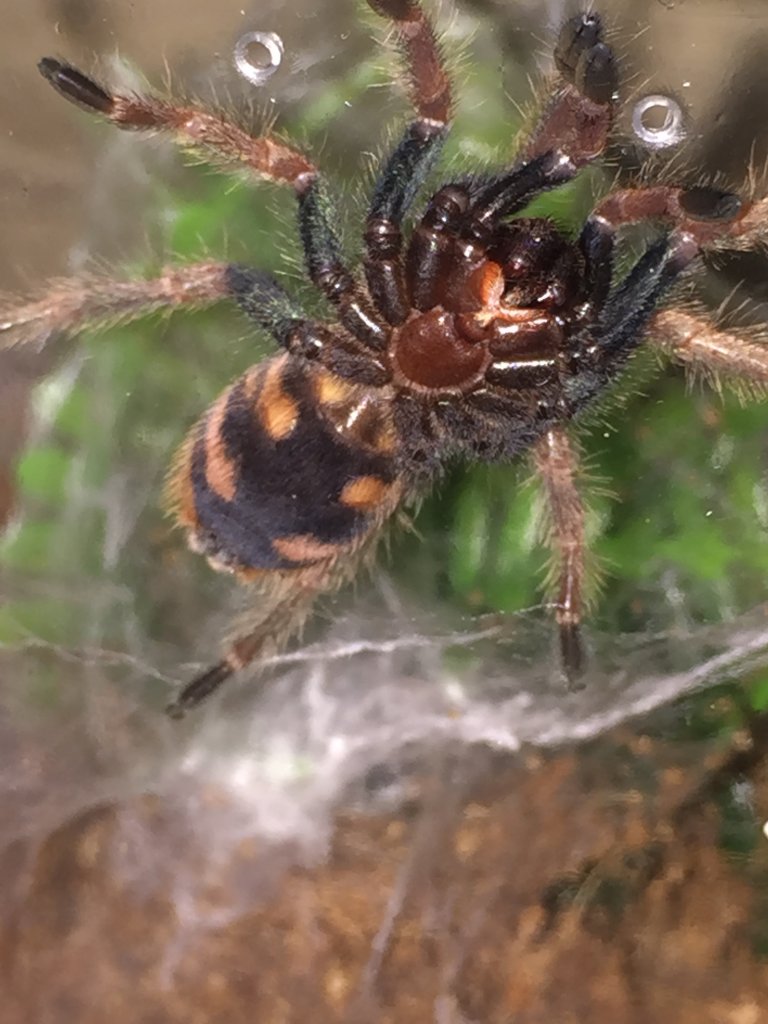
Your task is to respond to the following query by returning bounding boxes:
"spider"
[3,0,768,717]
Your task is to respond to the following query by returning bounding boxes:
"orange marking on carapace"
[272,534,344,564]
[204,390,238,502]
[340,475,391,510]
[258,356,300,440]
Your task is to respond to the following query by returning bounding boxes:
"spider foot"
[554,13,617,105]
[559,621,587,692]
[678,186,744,223]
[165,661,234,719]
[38,58,114,114]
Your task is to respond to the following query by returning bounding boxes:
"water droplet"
[631,93,686,150]
[233,30,284,87]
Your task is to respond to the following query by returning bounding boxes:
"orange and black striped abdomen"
[168,354,401,572]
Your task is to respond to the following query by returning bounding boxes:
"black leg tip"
[164,699,187,721]
[555,13,617,104]
[555,13,604,75]
[559,621,587,691]
[38,57,114,114]
[165,661,234,718]
[576,42,618,106]
[38,56,63,80]
[678,186,743,223]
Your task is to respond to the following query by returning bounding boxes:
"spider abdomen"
[167,354,402,574]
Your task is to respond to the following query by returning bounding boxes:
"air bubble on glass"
[234,31,284,87]
[631,93,686,149]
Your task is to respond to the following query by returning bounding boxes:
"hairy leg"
[363,0,453,324]
[649,307,768,396]
[532,426,589,685]
[165,525,387,718]
[297,182,389,350]
[586,184,759,365]
[579,215,615,309]
[0,262,231,350]
[594,185,752,248]
[367,0,452,126]
[39,59,316,190]
[165,565,327,718]
[226,264,390,384]
[0,261,393,387]
[38,59,389,352]
[521,12,617,167]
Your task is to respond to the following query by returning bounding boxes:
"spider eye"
[679,187,743,222]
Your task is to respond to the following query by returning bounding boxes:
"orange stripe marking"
[258,357,300,440]
[165,425,201,531]
[340,475,390,510]
[272,534,344,564]
[204,389,238,502]
[314,367,355,406]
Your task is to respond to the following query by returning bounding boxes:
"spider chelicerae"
[4,1,768,716]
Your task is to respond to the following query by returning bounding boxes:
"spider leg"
[1,260,391,385]
[297,181,389,351]
[363,121,447,324]
[367,0,452,125]
[39,58,317,188]
[568,189,767,415]
[531,426,589,686]
[165,514,390,717]
[406,183,471,312]
[165,564,329,718]
[463,152,581,234]
[363,0,452,325]
[521,12,617,166]
[579,215,615,309]
[38,58,389,355]
[562,235,687,414]
[584,185,754,364]
[226,264,390,384]
[593,185,750,248]
[596,238,685,357]
[649,308,768,395]
[0,261,232,350]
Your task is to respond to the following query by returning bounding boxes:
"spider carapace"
[6,1,768,715]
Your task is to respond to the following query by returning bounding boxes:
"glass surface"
[2,0,768,1019]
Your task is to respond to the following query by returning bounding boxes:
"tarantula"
[3,0,768,716]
